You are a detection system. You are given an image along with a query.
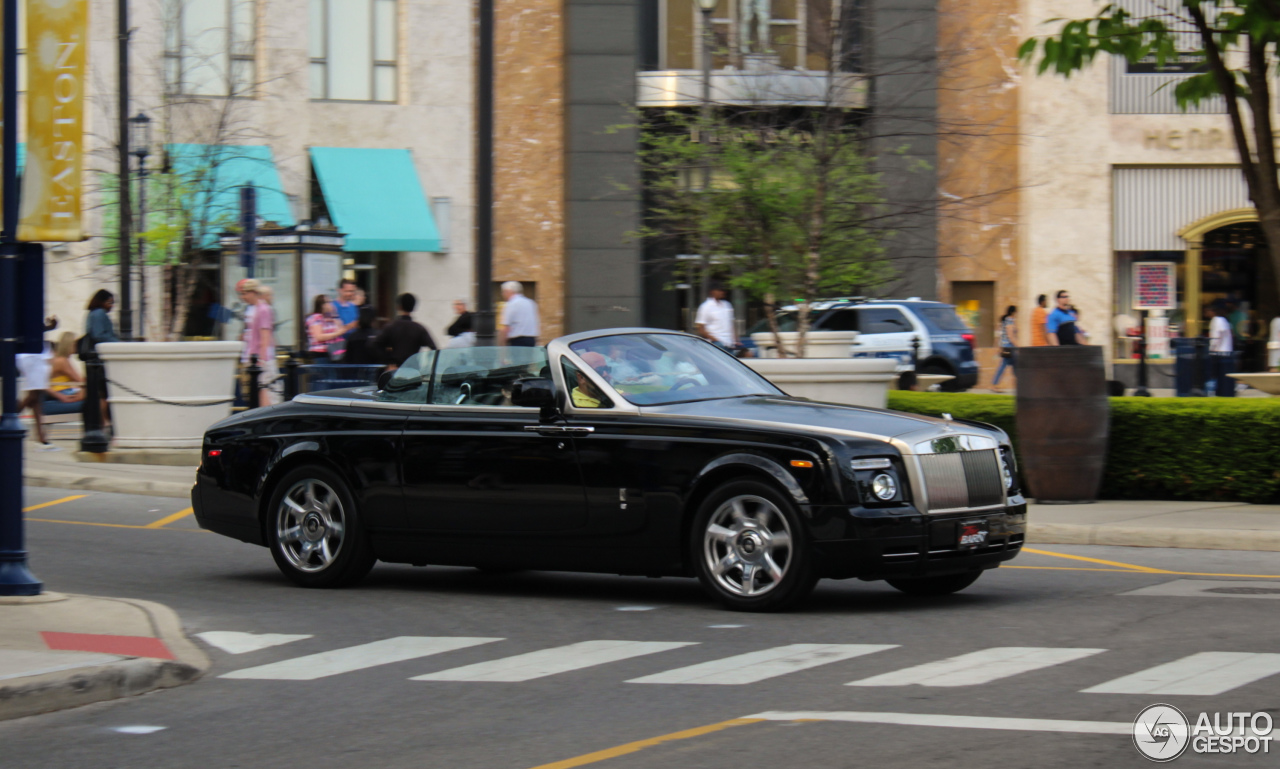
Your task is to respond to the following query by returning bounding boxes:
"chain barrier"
[105,377,236,408]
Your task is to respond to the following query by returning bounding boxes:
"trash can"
[1210,351,1238,397]
[303,364,384,393]
[1172,337,1208,397]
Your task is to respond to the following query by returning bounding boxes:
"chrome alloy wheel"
[276,479,346,572]
[703,494,793,597]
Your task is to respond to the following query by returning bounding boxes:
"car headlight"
[871,473,898,501]
[999,448,1017,491]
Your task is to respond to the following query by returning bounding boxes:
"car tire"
[886,571,982,596]
[918,362,964,392]
[266,465,376,588]
[691,479,818,612]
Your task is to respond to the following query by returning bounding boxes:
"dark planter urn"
[1014,346,1110,503]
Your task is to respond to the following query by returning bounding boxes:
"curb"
[0,595,210,722]
[22,469,192,499]
[1028,522,1280,552]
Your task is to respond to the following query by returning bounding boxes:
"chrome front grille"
[917,449,1005,512]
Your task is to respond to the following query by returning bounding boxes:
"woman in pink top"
[305,294,346,362]
[249,284,278,406]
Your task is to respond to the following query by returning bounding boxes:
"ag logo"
[1134,704,1190,762]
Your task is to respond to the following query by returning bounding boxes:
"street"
[3,486,1279,768]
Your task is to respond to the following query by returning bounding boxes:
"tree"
[1019,0,1280,299]
[638,110,889,357]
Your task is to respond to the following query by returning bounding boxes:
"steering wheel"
[671,377,701,391]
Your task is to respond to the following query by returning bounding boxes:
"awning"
[309,147,440,252]
[167,144,296,247]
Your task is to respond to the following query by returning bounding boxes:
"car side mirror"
[376,370,394,391]
[511,377,556,409]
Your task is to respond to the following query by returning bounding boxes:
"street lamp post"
[117,0,133,340]
[130,113,151,340]
[473,0,495,346]
[695,0,717,331]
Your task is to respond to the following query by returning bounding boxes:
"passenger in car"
[571,352,610,408]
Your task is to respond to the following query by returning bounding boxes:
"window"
[310,0,398,102]
[1108,0,1223,114]
[164,0,256,97]
[858,308,911,334]
[817,308,858,331]
[660,0,843,72]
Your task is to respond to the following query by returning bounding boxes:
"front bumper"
[810,503,1026,580]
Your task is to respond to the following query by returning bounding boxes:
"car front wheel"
[692,479,817,612]
[886,571,982,596]
[267,465,376,588]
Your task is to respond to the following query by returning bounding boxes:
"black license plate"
[958,519,990,550]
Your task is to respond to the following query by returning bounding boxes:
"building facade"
[42,0,474,347]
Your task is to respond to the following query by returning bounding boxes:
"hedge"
[886,391,1280,503]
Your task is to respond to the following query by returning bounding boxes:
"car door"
[850,306,917,369]
[398,346,588,533]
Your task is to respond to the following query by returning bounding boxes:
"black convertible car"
[194,329,1026,611]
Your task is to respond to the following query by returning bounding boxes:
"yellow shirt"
[571,387,601,408]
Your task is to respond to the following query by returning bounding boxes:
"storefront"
[1112,167,1279,378]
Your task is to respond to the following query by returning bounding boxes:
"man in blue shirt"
[1045,289,1086,345]
[334,279,360,331]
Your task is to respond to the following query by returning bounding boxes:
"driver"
[571,352,611,408]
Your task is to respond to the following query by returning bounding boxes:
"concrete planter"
[750,330,859,358]
[97,342,242,449]
[744,357,897,408]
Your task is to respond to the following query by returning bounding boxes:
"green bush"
[886,392,1280,503]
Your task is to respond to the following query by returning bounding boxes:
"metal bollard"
[80,354,109,453]
[910,335,920,368]
[246,354,261,409]
[284,355,300,402]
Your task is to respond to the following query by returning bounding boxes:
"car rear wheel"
[886,571,982,596]
[267,465,376,588]
[692,479,817,612]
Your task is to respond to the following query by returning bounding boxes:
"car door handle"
[525,425,595,436]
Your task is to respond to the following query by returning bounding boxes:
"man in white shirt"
[499,281,540,347]
[1208,304,1236,397]
[694,284,737,349]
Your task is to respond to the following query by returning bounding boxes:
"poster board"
[1132,262,1177,311]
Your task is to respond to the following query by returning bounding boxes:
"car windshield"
[568,333,782,406]
[378,348,550,405]
[916,306,971,331]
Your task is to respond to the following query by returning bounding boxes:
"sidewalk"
[0,593,210,721]
[22,435,197,499]
[18,435,1280,552]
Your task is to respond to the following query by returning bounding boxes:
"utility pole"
[116,0,133,340]
[0,0,42,595]
[473,0,495,346]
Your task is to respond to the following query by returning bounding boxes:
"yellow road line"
[27,517,207,533]
[1008,565,1280,578]
[1022,547,1169,573]
[144,507,194,529]
[527,718,765,769]
[22,495,88,513]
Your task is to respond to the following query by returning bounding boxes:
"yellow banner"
[18,0,89,242]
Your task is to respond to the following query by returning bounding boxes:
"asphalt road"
[3,486,1279,768]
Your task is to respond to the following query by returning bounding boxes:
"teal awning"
[167,144,296,247]
[309,147,440,252]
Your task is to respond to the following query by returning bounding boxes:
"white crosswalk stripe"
[1082,652,1280,695]
[627,644,898,685]
[220,636,503,681]
[847,647,1106,688]
[411,640,696,682]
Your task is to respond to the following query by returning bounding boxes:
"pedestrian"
[499,281,539,347]
[82,289,119,429]
[695,283,740,353]
[244,282,277,406]
[342,306,381,365]
[1208,304,1237,397]
[334,278,360,332]
[1045,290,1084,346]
[47,332,86,405]
[992,305,1017,388]
[305,294,346,362]
[447,299,476,348]
[1029,294,1049,346]
[372,293,436,367]
[16,344,55,448]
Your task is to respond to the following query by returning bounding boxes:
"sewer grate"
[1205,587,1280,595]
